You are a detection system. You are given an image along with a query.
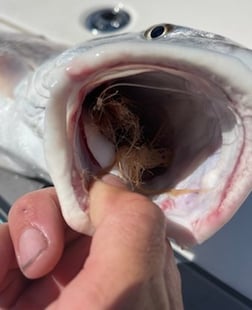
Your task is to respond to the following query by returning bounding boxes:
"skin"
[0,175,183,309]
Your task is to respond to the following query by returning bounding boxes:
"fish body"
[1,24,252,246]
[0,33,66,176]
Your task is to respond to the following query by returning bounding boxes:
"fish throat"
[76,67,236,196]
[85,83,172,189]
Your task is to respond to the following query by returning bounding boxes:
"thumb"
[88,174,129,228]
[51,175,169,309]
[88,174,167,270]
[88,175,167,263]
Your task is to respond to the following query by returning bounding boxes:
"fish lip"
[45,44,252,245]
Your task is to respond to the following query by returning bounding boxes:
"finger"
[50,175,170,309]
[0,224,27,308]
[0,224,16,282]
[87,176,169,307]
[8,188,65,279]
[164,242,184,310]
[89,175,167,275]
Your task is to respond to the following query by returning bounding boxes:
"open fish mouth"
[43,26,252,246]
[82,68,229,193]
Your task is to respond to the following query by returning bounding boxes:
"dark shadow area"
[176,256,252,310]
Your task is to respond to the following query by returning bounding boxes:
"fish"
[1,23,252,246]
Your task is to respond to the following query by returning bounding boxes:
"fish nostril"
[83,7,130,34]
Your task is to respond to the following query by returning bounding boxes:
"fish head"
[38,23,252,246]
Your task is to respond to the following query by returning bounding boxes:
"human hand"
[0,175,183,309]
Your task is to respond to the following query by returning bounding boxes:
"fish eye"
[144,24,172,39]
